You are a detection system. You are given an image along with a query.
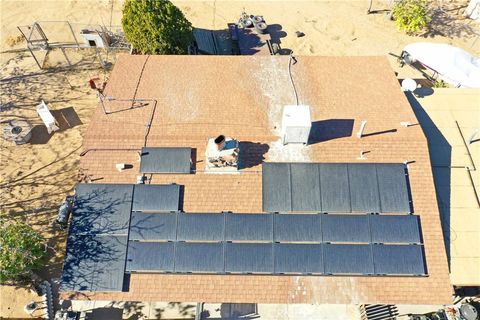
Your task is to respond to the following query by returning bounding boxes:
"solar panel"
[348,164,380,213]
[372,244,426,275]
[72,184,133,235]
[262,163,291,212]
[61,234,128,291]
[177,213,224,242]
[129,212,176,241]
[225,243,273,273]
[376,164,411,213]
[139,147,191,174]
[290,163,322,212]
[174,242,224,273]
[90,235,128,291]
[370,215,421,244]
[126,241,174,272]
[322,214,370,243]
[274,214,322,242]
[319,164,351,212]
[323,244,374,274]
[274,243,323,274]
[61,234,97,291]
[132,184,180,212]
[225,213,273,242]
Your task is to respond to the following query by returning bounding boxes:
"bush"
[0,220,46,284]
[122,0,193,54]
[392,0,431,34]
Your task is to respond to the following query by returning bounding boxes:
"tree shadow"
[61,185,132,292]
[238,141,269,169]
[88,307,123,320]
[308,119,354,144]
[406,91,452,270]
[219,303,259,320]
[424,8,479,39]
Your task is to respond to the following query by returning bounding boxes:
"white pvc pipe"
[357,120,367,138]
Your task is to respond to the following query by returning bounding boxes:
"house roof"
[63,54,452,304]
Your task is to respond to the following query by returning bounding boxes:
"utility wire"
[288,52,299,106]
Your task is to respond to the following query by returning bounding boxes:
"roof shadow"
[308,119,354,144]
[406,91,452,270]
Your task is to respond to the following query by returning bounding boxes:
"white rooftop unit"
[281,105,312,145]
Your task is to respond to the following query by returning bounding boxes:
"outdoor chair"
[36,100,60,134]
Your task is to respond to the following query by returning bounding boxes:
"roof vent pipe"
[357,120,367,138]
[214,135,226,150]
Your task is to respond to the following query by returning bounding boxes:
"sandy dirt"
[1,0,479,318]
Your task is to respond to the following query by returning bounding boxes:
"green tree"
[0,219,45,284]
[392,0,431,34]
[122,0,193,54]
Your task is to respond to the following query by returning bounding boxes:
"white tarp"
[464,0,480,21]
[404,42,480,88]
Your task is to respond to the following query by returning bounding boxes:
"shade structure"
[139,147,191,174]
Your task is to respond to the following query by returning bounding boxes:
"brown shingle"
[67,54,452,304]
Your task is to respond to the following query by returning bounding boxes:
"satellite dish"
[401,78,417,92]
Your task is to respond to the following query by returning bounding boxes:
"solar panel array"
[139,147,192,174]
[63,159,424,293]
[126,213,426,275]
[263,163,412,213]
[61,184,133,292]
[61,183,181,292]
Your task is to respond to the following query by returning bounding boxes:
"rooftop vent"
[281,105,311,145]
[205,135,240,173]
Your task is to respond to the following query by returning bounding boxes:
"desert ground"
[1,0,479,318]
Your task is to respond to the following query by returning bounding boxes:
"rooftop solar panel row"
[139,147,192,174]
[130,212,422,244]
[263,163,411,213]
[72,184,134,235]
[132,184,181,212]
[61,234,128,292]
[126,242,426,276]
